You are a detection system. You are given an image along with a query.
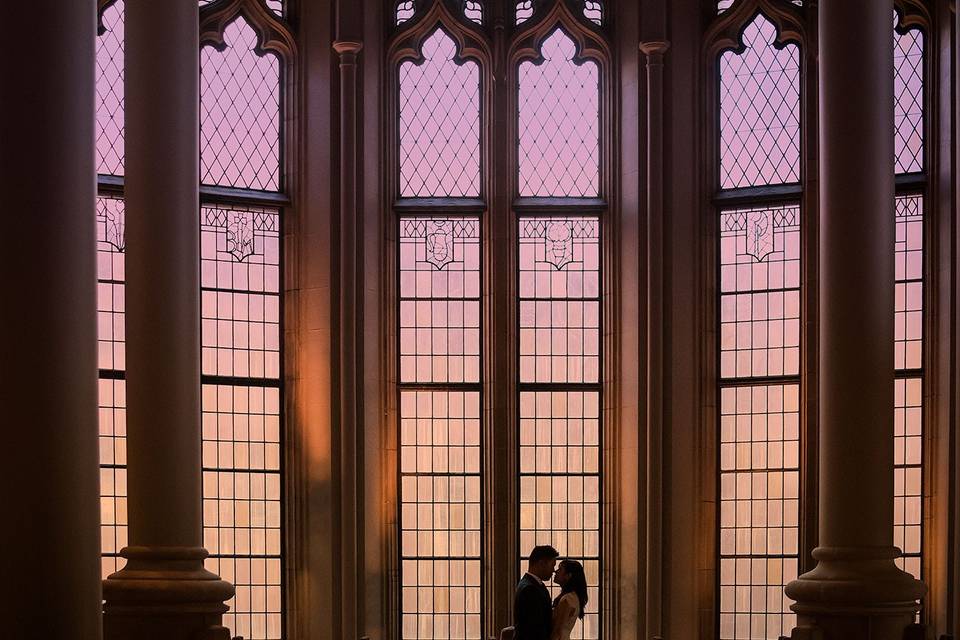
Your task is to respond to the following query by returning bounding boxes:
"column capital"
[333,40,363,60]
[639,40,670,57]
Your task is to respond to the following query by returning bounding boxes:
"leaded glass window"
[199,7,292,636]
[718,15,800,189]
[393,7,607,639]
[94,2,293,639]
[395,16,484,640]
[713,9,803,639]
[518,29,599,197]
[399,29,481,197]
[892,8,926,582]
[96,0,124,177]
[201,17,282,191]
[518,218,602,640]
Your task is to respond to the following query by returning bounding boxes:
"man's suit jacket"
[513,574,552,640]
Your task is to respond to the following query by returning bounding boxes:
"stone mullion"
[484,3,520,637]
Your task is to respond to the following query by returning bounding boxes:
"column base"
[785,546,924,640]
[103,546,235,640]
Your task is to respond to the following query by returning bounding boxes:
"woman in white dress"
[550,559,588,640]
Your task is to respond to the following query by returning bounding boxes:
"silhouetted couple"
[513,545,589,640]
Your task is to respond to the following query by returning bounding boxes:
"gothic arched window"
[389,2,609,639]
[706,1,934,638]
[94,2,295,639]
[706,3,806,638]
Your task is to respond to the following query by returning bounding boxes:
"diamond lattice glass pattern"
[201,17,281,191]
[96,197,127,578]
[519,391,601,640]
[400,218,481,384]
[519,218,601,384]
[399,30,481,197]
[201,206,283,640]
[400,390,482,640]
[719,205,801,379]
[719,384,799,640]
[719,16,800,188]
[518,30,599,197]
[96,0,124,176]
[894,17,923,174]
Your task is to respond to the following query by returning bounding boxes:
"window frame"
[385,1,615,638]
[701,0,943,637]
[94,1,297,639]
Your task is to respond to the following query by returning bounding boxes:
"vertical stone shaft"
[786,1,924,637]
[333,39,364,639]
[818,0,895,551]
[103,1,232,637]
[124,0,201,550]
[640,39,670,640]
[0,1,101,637]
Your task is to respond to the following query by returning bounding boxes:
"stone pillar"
[333,39,364,640]
[102,1,233,638]
[0,2,101,637]
[785,1,925,637]
[640,39,670,640]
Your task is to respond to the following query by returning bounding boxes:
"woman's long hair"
[553,559,588,619]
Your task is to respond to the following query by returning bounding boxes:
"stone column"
[333,39,364,640]
[102,1,233,638]
[640,39,670,640]
[785,1,924,637]
[0,2,101,637]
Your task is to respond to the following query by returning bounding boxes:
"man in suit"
[513,545,560,640]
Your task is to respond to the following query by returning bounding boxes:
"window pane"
[200,206,284,640]
[400,390,482,640]
[895,196,923,371]
[399,218,481,384]
[894,16,923,175]
[201,17,281,191]
[518,218,601,384]
[519,391,601,640]
[99,377,128,578]
[719,205,801,379]
[894,378,922,577]
[399,30,481,197]
[719,16,800,188]
[518,30,599,197]
[202,385,283,640]
[200,206,282,379]
[96,0,124,176]
[894,193,923,579]
[718,384,799,640]
[96,197,127,578]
